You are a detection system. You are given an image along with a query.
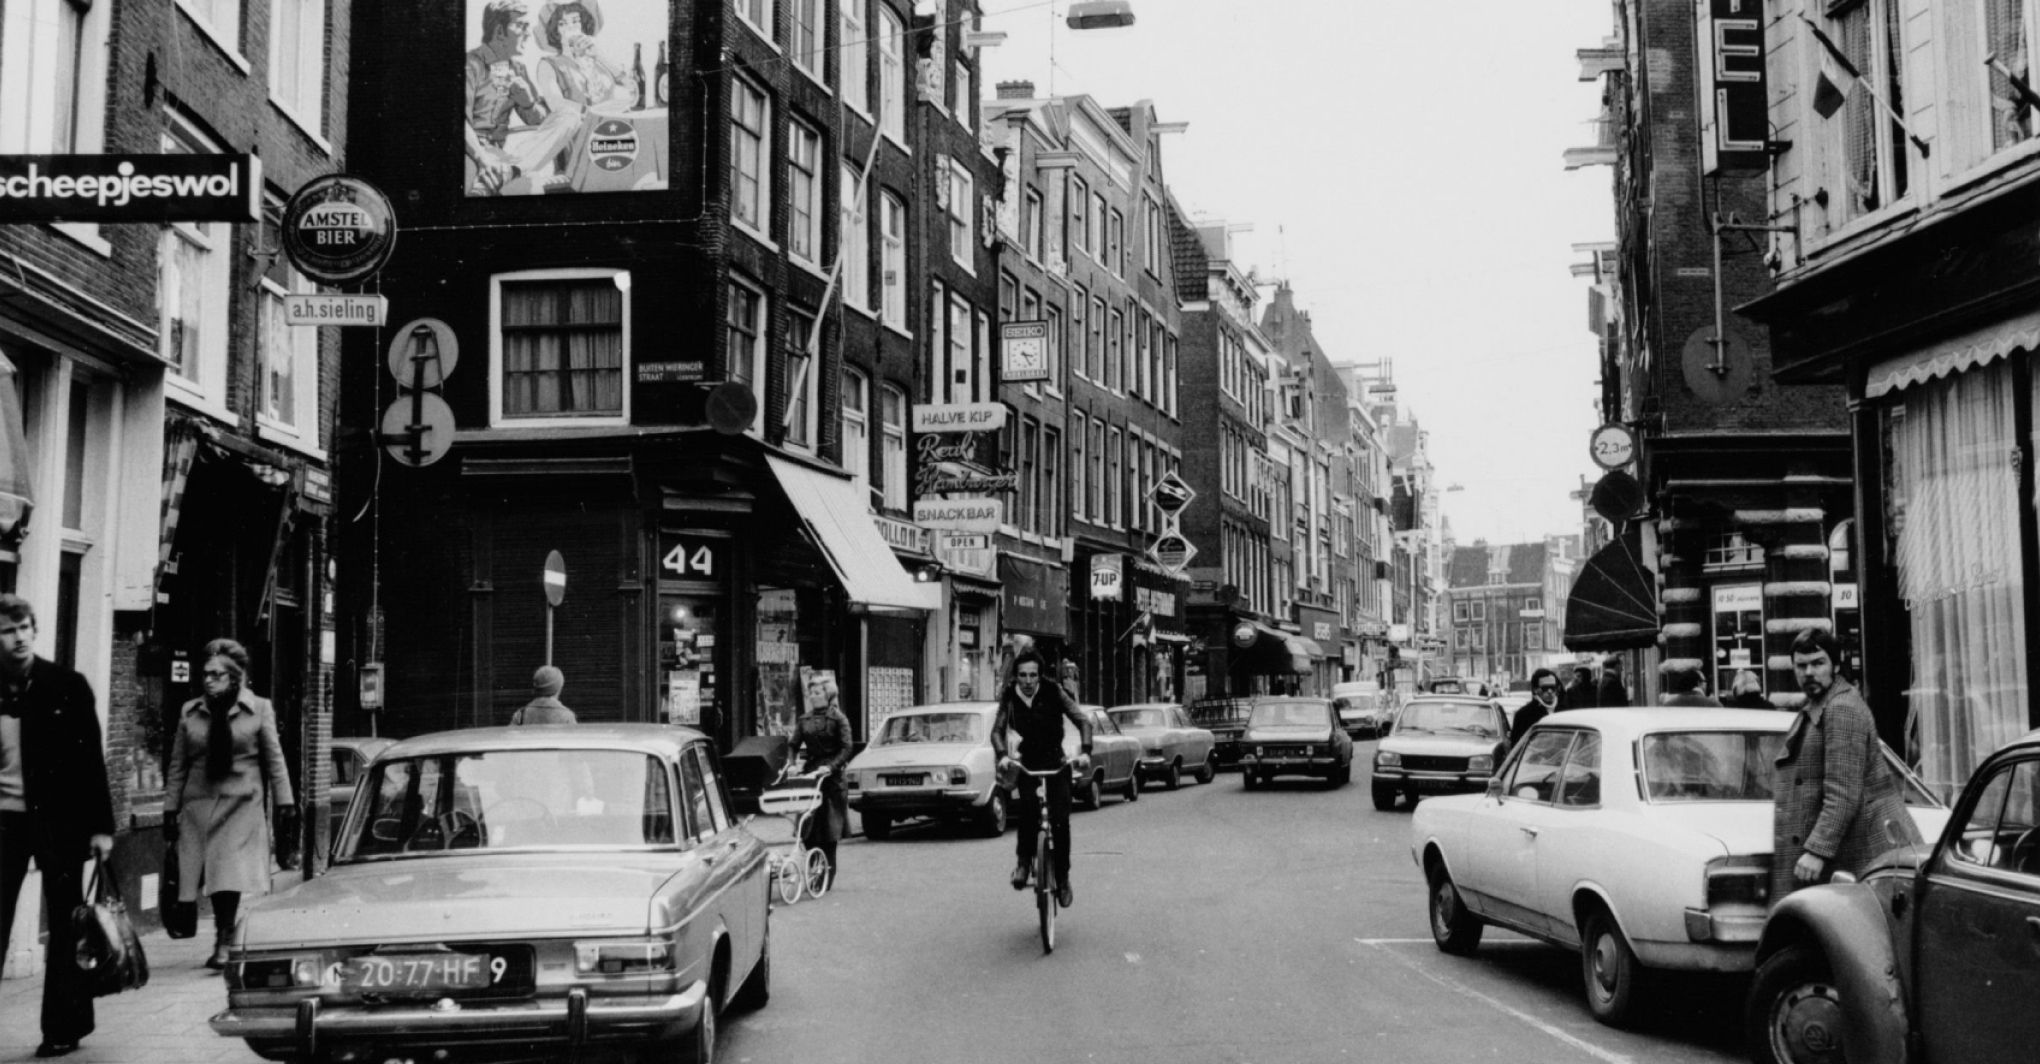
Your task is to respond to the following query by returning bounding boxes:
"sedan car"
[210,725,769,1064]
[1410,709,1946,1029]
[844,702,1006,839]
[1107,702,1217,788]
[1330,682,1392,739]
[327,736,395,839]
[1746,727,2040,1064]
[1068,706,1143,809]
[1238,697,1354,788]
[1371,695,1513,810]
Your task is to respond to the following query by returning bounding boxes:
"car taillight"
[574,938,676,975]
[1705,856,1771,907]
[229,953,331,990]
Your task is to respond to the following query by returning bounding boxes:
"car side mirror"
[1485,778,1503,799]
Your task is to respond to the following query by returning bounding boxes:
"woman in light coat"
[165,639,295,969]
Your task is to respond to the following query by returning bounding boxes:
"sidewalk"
[0,926,261,1064]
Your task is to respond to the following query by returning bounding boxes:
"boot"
[205,926,231,970]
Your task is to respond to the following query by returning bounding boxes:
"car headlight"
[845,771,860,791]
[1376,751,1401,768]
[574,938,676,975]
[1468,755,1494,774]
[948,766,968,785]
[229,952,332,990]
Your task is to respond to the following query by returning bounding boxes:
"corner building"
[337,1,998,746]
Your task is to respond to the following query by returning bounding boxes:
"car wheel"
[683,968,723,1064]
[1079,775,1102,810]
[978,791,1008,837]
[1746,944,1844,1064]
[1329,765,1350,787]
[1195,752,1216,784]
[1123,769,1140,802]
[862,813,892,841]
[1165,760,1183,790]
[1426,860,1483,955]
[1371,781,1398,811]
[731,921,770,1012]
[1580,905,1650,1027]
[1242,769,1258,791]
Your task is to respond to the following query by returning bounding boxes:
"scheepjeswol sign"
[0,155,261,223]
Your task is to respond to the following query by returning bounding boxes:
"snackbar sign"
[0,154,260,223]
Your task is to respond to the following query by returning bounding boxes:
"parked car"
[1371,695,1513,810]
[210,725,769,1064]
[1107,702,1217,788]
[1238,697,1354,788]
[327,736,394,839]
[1409,709,1947,1030]
[1068,705,1143,809]
[1330,681,1392,739]
[1188,698,1253,766]
[844,702,1006,839]
[1745,727,2039,1064]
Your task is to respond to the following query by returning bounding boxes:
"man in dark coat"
[0,594,115,1059]
[1771,628,1921,904]
[1595,657,1629,707]
[1660,663,1722,707]
[1561,666,1595,709]
[991,650,1091,908]
[1510,669,1562,745]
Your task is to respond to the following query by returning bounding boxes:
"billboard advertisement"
[463,0,671,196]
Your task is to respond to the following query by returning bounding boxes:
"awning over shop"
[1288,634,1326,659]
[1863,306,2040,398]
[1234,622,1311,675]
[765,455,939,614]
[1563,534,1659,652]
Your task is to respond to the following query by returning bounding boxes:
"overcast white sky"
[978,0,1616,545]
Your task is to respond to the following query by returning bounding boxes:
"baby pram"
[753,766,832,904]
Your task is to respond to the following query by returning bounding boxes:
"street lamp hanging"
[1066,0,1135,30]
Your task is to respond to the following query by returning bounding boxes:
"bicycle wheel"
[776,857,803,905]
[804,848,831,899]
[1036,834,1056,953]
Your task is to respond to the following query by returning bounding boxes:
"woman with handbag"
[164,638,296,970]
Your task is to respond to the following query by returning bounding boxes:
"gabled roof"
[1166,196,1208,304]
[1447,541,1551,589]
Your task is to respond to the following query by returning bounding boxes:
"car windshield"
[1112,709,1167,729]
[1430,681,1465,694]
[876,713,984,745]
[1639,731,1785,801]
[337,749,675,861]
[1397,701,1500,737]
[1333,697,1372,714]
[1248,701,1329,727]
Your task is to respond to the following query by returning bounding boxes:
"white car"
[844,702,1006,839]
[1409,708,1947,1028]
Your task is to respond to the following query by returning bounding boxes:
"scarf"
[205,684,241,780]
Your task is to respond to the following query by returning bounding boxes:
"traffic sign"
[380,392,455,467]
[387,318,458,388]
[1150,471,1196,516]
[543,550,567,606]
[1147,534,1196,574]
[1589,422,1637,470]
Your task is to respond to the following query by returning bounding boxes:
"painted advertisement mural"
[463,0,671,196]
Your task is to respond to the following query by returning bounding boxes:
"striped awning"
[154,422,204,604]
[1864,308,2040,398]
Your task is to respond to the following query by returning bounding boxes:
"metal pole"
[546,603,554,667]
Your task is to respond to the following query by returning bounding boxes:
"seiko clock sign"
[281,174,398,285]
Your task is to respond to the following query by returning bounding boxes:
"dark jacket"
[991,681,1091,771]
[1595,675,1627,708]
[1724,691,1774,710]
[1560,679,1594,710]
[790,707,854,775]
[3,657,115,857]
[1663,692,1722,708]
[1509,698,1555,745]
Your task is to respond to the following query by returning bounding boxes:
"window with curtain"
[790,0,821,79]
[840,0,867,112]
[842,161,870,309]
[880,191,905,326]
[1884,359,2029,799]
[1830,1,1908,221]
[881,385,907,510]
[270,0,326,127]
[877,7,904,141]
[723,278,764,434]
[841,367,869,490]
[500,276,626,419]
[784,308,815,449]
[787,122,821,265]
[730,77,770,232]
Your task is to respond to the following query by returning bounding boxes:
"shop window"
[1711,584,1764,700]
[491,269,629,427]
[659,596,719,729]
[755,587,801,737]
[1704,531,1766,568]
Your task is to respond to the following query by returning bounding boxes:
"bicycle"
[754,765,832,905]
[1008,761,1069,953]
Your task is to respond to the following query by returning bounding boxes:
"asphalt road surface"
[724,745,1751,1064]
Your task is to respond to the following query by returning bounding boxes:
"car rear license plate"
[342,953,499,994]
[881,773,924,787]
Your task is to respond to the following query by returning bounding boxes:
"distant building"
[1442,540,1577,688]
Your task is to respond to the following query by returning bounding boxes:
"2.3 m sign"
[660,533,723,580]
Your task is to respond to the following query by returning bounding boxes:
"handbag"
[158,840,198,939]
[71,855,149,996]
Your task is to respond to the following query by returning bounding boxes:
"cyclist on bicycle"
[992,650,1091,907]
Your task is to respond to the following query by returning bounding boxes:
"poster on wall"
[757,588,800,737]
[463,0,671,196]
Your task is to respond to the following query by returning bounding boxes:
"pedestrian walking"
[1510,668,1561,745]
[1771,628,1921,904]
[1060,660,1083,707]
[788,668,851,888]
[1660,663,1721,707]
[164,639,296,971]
[1595,657,1628,707]
[1724,669,1773,709]
[0,594,115,1058]
[510,665,577,724]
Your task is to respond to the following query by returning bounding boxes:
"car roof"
[890,702,998,715]
[1107,702,1181,713]
[1251,695,1330,704]
[376,723,710,761]
[1401,695,1498,708]
[1526,706,1794,739]
[332,736,396,754]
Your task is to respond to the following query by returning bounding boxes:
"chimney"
[997,80,1035,100]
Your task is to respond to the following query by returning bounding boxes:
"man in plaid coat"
[1771,627,1921,904]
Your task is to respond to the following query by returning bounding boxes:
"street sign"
[387,318,459,388]
[1150,471,1196,516]
[380,392,455,467]
[1147,533,1196,574]
[914,498,1003,532]
[1589,422,1637,470]
[288,294,387,327]
[912,402,1007,433]
[1090,553,1124,601]
[543,550,567,606]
